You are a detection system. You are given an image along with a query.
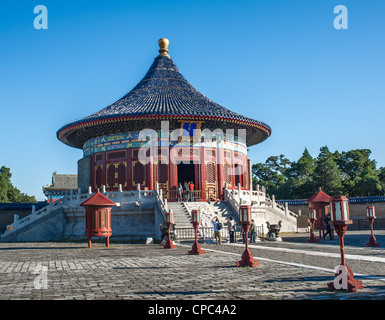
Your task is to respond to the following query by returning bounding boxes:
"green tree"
[379,167,385,194]
[286,148,315,198]
[0,166,37,203]
[253,147,384,199]
[314,146,343,196]
[353,170,383,196]
[252,154,292,198]
[335,149,382,196]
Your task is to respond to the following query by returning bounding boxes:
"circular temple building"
[57,39,271,201]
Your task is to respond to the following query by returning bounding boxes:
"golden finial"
[158,38,169,56]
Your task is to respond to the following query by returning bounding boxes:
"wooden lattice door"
[206,161,217,199]
[157,161,169,199]
[132,161,146,186]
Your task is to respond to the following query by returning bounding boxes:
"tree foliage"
[313,146,343,196]
[0,166,37,203]
[252,147,384,199]
[286,148,315,198]
[251,154,291,199]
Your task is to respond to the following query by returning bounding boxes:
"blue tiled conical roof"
[57,41,271,149]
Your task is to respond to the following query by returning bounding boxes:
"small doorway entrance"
[177,163,195,186]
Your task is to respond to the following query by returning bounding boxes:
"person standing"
[183,181,189,201]
[212,217,222,245]
[189,181,195,202]
[249,219,257,243]
[227,217,236,243]
[177,183,183,202]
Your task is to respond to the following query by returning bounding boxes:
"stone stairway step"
[167,202,192,228]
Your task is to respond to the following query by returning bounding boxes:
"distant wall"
[0,203,48,234]
[63,204,158,242]
[0,197,162,242]
[0,210,31,234]
[284,201,385,230]
[1,207,66,242]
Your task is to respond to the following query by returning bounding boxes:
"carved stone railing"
[1,184,162,239]
[223,184,298,222]
[1,196,67,238]
[154,183,167,225]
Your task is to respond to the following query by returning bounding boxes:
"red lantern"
[366,205,379,247]
[327,196,363,292]
[188,210,205,255]
[191,209,200,224]
[366,206,376,218]
[239,205,251,224]
[80,191,117,248]
[236,205,258,267]
[163,210,176,249]
[329,196,352,225]
[165,210,174,224]
[308,209,316,220]
[307,209,319,243]
[306,188,331,240]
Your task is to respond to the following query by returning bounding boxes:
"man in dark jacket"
[249,219,257,243]
[323,214,333,240]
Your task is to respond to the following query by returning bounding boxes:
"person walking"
[323,213,333,240]
[249,219,257,243]
[212,217,222,245]
[227,217,236,243]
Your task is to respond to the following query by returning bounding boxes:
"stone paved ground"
[0,230,384,301]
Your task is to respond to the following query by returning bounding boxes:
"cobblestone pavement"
[0,230,384,300]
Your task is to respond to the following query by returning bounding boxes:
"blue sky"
[0,0,384,201]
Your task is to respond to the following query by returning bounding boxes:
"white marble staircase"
[166,202,192,228]
[223,184,298,232]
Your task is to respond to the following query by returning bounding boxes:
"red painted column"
[193,147,201,199]
[102,152,106,189]
[200,146,207,200]
[148,149,154,190]
[169,147,177,201]
[127,149,133,189]
[91,154,95,192]
[231,150,236,188]
[217,146,225,199]
[246,157,251,190]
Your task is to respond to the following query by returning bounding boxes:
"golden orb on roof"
[158,38,169,56]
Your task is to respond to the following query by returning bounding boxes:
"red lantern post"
[188,210,205,255]
[163,210,176,249]
[236,205,259,267]
[366,206,380,247]
[308,209,319,243]
[80,191,116,248]
[327,196,363,292]
[306,188,331,240]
